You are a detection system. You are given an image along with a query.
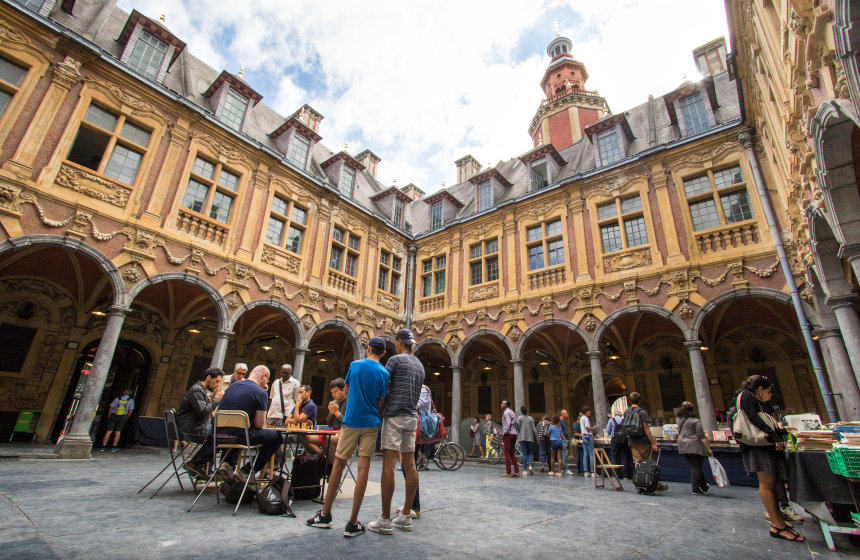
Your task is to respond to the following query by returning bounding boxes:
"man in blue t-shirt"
[217,365,281,483]
[308,336,389,538]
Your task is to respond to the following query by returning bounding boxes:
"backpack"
[610,418,627,447]
[256,475,295,517]
[621,407,645,439]
[536,421,547,442]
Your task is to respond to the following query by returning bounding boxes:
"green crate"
[826,448,860,478]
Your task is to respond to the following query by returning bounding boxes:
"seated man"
[217,365,281,484]
[285,385,319,453]
[305,378,345,461]
[175,367,224,475]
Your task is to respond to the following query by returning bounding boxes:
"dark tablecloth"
[787,450,853,505]
[136,416,167,447]
[654,443,755,487]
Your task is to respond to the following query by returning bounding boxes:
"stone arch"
[593,304,690,349]
[806,205,855,299]
[124,272,230,331]
[414,338,455,364]
[0,235,125,306]
[455,328,514,369]
[303,319,362,361]
[513,318,589,361]
[835,1,860,116]
[691,287,793,336]
[229,299,304,345]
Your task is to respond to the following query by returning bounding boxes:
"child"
[547,416,565,476]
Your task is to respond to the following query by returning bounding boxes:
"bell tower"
[528,32,610,151]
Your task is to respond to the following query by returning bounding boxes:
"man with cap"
[266,363,300,427]
[368,328,425,535]
[307,336,389,537]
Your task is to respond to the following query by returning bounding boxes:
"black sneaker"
[344,519,365,537]
[306,510,332,528]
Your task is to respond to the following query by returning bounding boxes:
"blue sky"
[117,0,730,195]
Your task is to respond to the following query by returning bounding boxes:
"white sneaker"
[392,513,413,531]
[564,470,574,475]
[367,516,393,535]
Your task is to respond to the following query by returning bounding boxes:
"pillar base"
[55,434,94,459]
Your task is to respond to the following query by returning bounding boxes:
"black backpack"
[610,418,627,447]
[621,407,645,439]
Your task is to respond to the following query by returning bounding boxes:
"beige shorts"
[380,416,417,452]
[335,426,379,460]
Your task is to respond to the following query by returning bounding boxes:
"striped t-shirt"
[383,353,425,418]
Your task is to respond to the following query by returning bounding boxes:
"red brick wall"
[548,111,573,152]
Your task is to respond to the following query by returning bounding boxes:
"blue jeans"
[519,441,534,469]
[581,436,594,473]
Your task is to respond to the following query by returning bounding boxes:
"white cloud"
[118,0,729,193]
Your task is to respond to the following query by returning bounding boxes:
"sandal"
[764,514,792,528]
[769,525,805,542]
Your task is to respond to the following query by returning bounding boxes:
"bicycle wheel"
[489,445,503,465]
[434,442,465,470]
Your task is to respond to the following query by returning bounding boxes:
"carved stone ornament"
[376,292,400,312]
[0,181,36,214]
[469,283,499,302]
[668,141,738,170]
[122,227,160,257]
[359,330,370,348]
[448,334,461,351]
[677,302,695,320]
[52,57,82,89]
[55,163,131,208]
[583,315,597,332]
[508,326,522,342]
[603,247,652,273]
[226,292,240,309]
[302,315,314,329]
[261,245,300,273]
[193,133,253,166]
[122,265,141,283]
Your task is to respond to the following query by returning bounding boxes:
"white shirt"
[267,377,300,419]
[580,415,592,437]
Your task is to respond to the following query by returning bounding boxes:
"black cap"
[395,328,416,345]
[368,336,386,350]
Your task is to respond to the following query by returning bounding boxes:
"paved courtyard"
[0,447,856,559]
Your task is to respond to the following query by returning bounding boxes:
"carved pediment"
[55,163,131,208]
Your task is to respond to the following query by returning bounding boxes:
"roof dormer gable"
[321,151,365,198]
[117,10,186,83]
[585,113,635,167]
[664,77,719,138]
[203,70,263,134]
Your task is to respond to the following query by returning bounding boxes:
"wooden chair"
[187,410,261,516]
[593,447,624,491]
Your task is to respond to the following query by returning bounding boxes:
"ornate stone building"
[0,0,856,457]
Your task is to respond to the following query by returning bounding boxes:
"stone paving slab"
[0,448,856,559]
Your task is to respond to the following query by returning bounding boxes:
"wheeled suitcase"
[632,450,661,494]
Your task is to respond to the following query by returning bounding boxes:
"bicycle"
[416,435,466,471]
[485,435,523,465]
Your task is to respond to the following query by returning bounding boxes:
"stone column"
[56,307,129,459]
[586,351,608,426]
[684,341,717,434]
[568,199,592,282]
[817,328,860,420]
[511,360,525,411]
[451,366,462,444]
[293,347,308,385]
[827,295,860,388]
[210,330,232,369]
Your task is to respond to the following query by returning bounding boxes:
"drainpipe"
[738,128,839,421]
[405,244,417,328]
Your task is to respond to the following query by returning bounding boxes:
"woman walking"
[481,414,496,461]
[579,406,597,477]
[469,417,483,457]
[735,375,805,542]
[547,416,565,476]
[676,401,712,494]
[537,415,550,472]
[517,407,538,475]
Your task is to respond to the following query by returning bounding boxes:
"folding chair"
[187,410,261,516]
[338,447,358,493]
[138,409,197,497]
[593,447,624,491]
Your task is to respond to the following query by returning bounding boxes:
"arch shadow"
[124,272,230,331]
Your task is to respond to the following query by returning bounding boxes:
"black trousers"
[683,453,708,492]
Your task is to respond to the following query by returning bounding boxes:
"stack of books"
[795,430,835,450]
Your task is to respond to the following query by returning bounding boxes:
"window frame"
[377,248,402,295]
[468,237,500,286]
[219,87,249,132]
[339,165,356,198]
[393,197,405,228]
[287,132,311,169]
[179,153,242,225]
[595,193,650,254]
[329,225,361,278]
[531,157,549,191]
[126,29,169,81]
[682,164,754,232]
[264,193,308,255]
[525,218,565,271]
[431,201,443,230]
[596,127,623,166]
[420,255,447,298]
[477,180,492,212]
[677,91,711,136]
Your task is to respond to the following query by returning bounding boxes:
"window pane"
[624,216,648,247]
[683,174,711,197]
[597,201,617,220]
[119,121,151,147]
[345,253,358,276]
[127,31,168,80]
[332,227,344,243]
[340,166,355,196]
[470,244,482,259]
[486,256,499,282]
[83,104,118,131]
[67,126,110,170]
[679,92,709,135]
[478,181,492,212]
[485,238,498,254]
[0,90,12,117]
[526,225,542,242]
[217,168,240,191]
[380,250,390,265]
[431,202,443,230]
[532,159,548,191]
[394,198,404,227]
[689,198,721,231]
[291,206,307,225]
[422,275,432,298]
[714,166,744,189]
[435,270,446,294]
[378,268,388,290]
[620,195,642,214]
[597,128,622,165]
[285,226,303,253]
[192,157,215,180]
[330,246,343,270]
[470,261,482,285]
[209,191,233,223]
[0,56,27,87]
[288,133,310,168]
[720,190,753,223]
[547,238,565,265]
[528,244,544,270]
[348,235,360,251]
[220,89,248,131]
[265,217,284,244]
[422,260,432,273]
[600,223,622,253]
[103,144,142,184]
[182,179,209,213]
[545,219,562,237]
[391,274,400,295]
[436,255,446,269]
[392,257,402,270]
[272,196,288,216]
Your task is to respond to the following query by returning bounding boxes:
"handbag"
[256,475,295,516]
[415,389,448,444]
[732,393,778,446]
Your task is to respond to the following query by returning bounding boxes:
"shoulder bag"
[731,393,778,446]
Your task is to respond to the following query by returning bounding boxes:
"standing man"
[307,337,389,537]
[500,400,520,477]
[267,363,299,427]
[368,329,424,535]
[624,392,668,492]
[176,367,224,475]
[559,409,574,475]
[99,388,135,452]
[217,362,247,395]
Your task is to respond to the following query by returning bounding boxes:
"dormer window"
[339,165,356,197]
[393,198,405,228]
[431,201,443,230]
[678,91,710,136]
[118,11,186,85]
[477,180,492,212]
[288,133,310,168]
[220,88,248,132]
[13,0,48,13]
[531,158,549,191]
[596,128,622,165]
[127,31,168,81]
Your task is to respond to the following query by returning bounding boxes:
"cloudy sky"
[117,0,730,194]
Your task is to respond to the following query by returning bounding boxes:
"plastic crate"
[826,448,860,477]
[852,511,860,527]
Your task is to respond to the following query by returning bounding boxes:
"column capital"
[814,328,843,340]
[837,243,860,261]
[585,350,602,359]
[408,244,418,256]
[107,306,131,318]
[51,56,82,90]
[294,347,310,355]
[451,365,462,373]
[737,127,756,150]
[216,329,234,338]
[826,294,857,309]
[510,359,524,366]
[683,340,704,351]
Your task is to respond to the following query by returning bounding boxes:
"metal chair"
[138,409,197,497]
[187,410,261,516]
